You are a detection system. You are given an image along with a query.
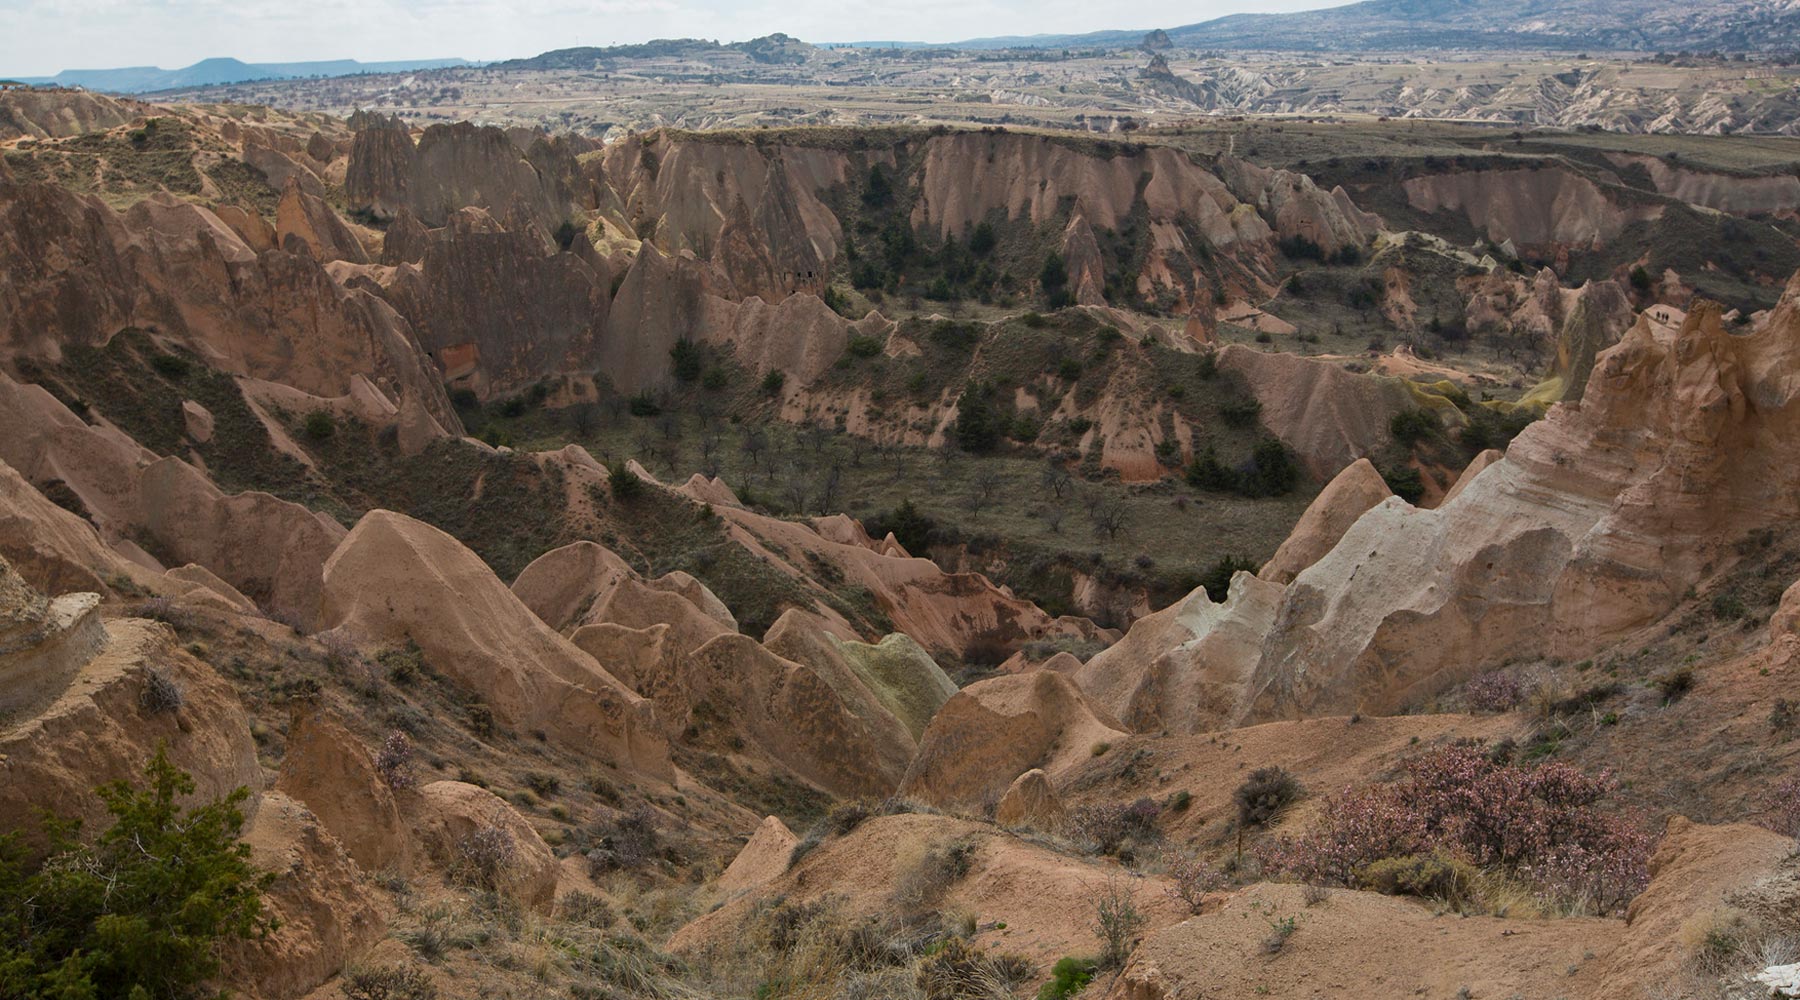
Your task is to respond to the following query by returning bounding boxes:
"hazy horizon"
[1,0,1337,79]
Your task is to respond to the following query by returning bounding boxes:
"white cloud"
[0,0,1331,77]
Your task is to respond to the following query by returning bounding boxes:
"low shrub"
[341,963,438,1000]
[558,890,616,929]
[1465,671,1524,713]
[150,351,192,379]
[608,464,643,501]
[581,805,661,874]
[1037,956,1097,1000]
[826,799,875,836]
[453,821,517,892]
[1067,798,1161,855]
[1234,766,1301,828]
[140,666,185,714]
[1093,876,1146,969]
[1390,408,1437,447]
[1198,554,1258,601]
[303,409,337,441]
[1759,773,1800,840]
[916,938,1034,1000]
[788,830,824,870]
[1354,852,1477,905]
[892,839,977,911]
[374,730,417,790]
[1656,667,1696,704]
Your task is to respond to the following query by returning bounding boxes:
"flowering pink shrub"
[1760,774,1800,840]
[1465,671,1524,713]
[1162,853,1228,913]
[374,730,416,790]
[1257,784,1426,886]
[1258,742,1653,914]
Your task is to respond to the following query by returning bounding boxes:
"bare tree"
[1042,461,1074,500]
[632,428,658,463]
[567,402,600,439]
[742,426,768,468]
[817,466,843,514]
[1091,497,1129,541]
[783,472,810,514]
[936,438,964,474]
[1045,507,1065,534]
[888,441,909,478]
[656,411,681,442]
[975,468,1002,507]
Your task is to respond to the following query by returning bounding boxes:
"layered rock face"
[0,374,348,624]
[0,557,105,720]
[1403,166,1664,248]
[1078,278,1800,727]
[601,132,845,299]
[319,510,673,779]
[0,571,262,847]
[1070,569,1284,735]
[0,174,460,436]
[516,537,956,799]
[900,670,1126,811]
[347,115,588,233]
[0,89,153,140]
[369,207,612,392]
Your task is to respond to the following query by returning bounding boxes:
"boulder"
[995,768,1064,829]
[224,791,389,1000]
[275,708,408,872]
[718,815,798,893]
[900,671,1126,811]
[181,399,215,443]
[410,780,559,911]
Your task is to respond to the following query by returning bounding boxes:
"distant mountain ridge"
[491,33,815,70]
[892,0,1800,52]
[16,57,471,94]
[1153,0,1800,52]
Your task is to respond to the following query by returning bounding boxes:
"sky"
[0,0,1332,77]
